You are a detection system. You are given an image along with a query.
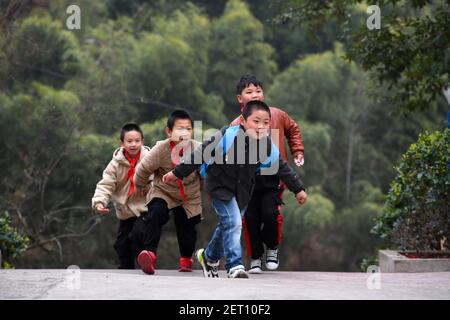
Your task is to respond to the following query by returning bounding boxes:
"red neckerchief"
[124,149,141,197]
[169,140,188,204]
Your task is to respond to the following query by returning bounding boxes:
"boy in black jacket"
[163,100,307,278]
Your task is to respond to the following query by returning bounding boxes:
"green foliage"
[208,0,278,118]
[141,118,169,147]
[0,0,446,271]
[0,212,29,268]
[7,15,82,88]
[347,2,450,112]
[284,186,335,233]
[295,121,331,187]
[271,0,450,112]
[126,5,226,126]
[267,43,356,124]
[373,129,450,250]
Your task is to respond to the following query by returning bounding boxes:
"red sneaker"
[179,257,193,272]
[137,250,156,274]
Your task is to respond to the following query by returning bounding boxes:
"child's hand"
[162,171,178,184]
[95,203,110,215]
[294,154,305,167]
[295,190,307,205]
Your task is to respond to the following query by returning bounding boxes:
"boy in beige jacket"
[92,123,152,269]
[132,110,202,274]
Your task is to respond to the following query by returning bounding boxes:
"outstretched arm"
[92,160,117,214]
[164,126,228,182]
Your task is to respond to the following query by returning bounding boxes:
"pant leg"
[243,189,265,259]
[130,198,170,258]
[173,206,201,258]
[114,217,137,269]
[206,197,243,271]
[260,187,284,249]
[204,220,225,263]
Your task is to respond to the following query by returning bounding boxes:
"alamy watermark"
[65,265,81,290]
[66,5,81,30]
[367,5,381,30]
[366,265,382,290]
[169,121,281,175]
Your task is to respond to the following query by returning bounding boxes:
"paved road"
[1,269,449,300]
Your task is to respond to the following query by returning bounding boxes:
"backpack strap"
[199,125,240,177]
[256,142,280,173]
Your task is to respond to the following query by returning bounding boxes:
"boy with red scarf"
[92,123,152,269]
[132,110,202,275]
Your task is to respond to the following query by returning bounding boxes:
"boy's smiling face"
[120,130,143,156]
[166,119,193,144]
[237,83,264,107]
[241,109,271,140]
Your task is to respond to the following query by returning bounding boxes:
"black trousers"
[243,187,284,259]
[130,197,201,259]
[114,216,138,269]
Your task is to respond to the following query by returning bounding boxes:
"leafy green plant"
[0,212,29,268]
[373,129,450,251]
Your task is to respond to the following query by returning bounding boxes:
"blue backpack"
[199,125,280,178]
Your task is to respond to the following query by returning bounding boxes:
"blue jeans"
[205,197,246,271]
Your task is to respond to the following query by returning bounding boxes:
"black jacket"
[173,126,305,210]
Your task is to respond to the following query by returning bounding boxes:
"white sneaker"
[265,249,279,270]
[249,258,262,274]
[228,265,249,278]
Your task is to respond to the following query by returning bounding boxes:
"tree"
[373,129,450,251]
[65,17,140,135]
[0,83,110,264]
[126,5,226,126]
[281,186,335,270]
[267,44,373,207]
[5,15,81,89]
[269,0,450,112]
[295,121,332,187]
[0,211,29,268]
[207,0,278,119]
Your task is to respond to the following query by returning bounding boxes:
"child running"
[163,100,307,278]
[132,110,202,274]
[92,123,151,269]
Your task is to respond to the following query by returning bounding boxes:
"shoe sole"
[265,262,279,271]
[178,267,193,272]
[248,267,262,274]
[138,251,155,275]
[195,249,209,278]
[229,270,249,278]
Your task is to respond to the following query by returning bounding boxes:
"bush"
[0,212,29,268]
[372,129,450,251]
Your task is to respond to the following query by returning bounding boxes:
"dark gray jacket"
[173,126,305,210]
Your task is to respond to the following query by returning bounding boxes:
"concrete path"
[1,269,449,300]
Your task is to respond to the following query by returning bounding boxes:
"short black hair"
[242,100,271,120]
[236,74,263,95]
[120,123,144,141]
[166,110,194,130]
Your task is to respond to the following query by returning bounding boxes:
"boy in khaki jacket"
[92,123,152,269]
[132,110,202,275]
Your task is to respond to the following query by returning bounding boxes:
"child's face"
[120,130,144,156]
[166,119,193,143]
[237,84,264,106]
[241,109,271,140]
